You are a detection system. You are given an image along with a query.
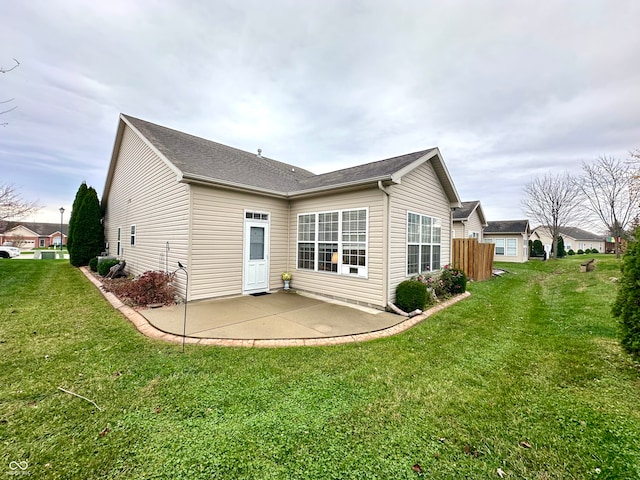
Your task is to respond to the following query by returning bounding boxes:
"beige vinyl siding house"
[189,185,289,301]
[483,220,530,263]
[102,114,461,310]
[0,223,68,249]
[288,188,385,307]
[530,226,605,254]
[452,201,487,241]
[103,122,190,284]
[387,158,454,303]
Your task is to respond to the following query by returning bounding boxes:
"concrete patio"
[140,291,403,340]
[81,267,471,347]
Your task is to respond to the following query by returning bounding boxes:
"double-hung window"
[342,209,367,273]
[407,212,441,275]
[130,225,136,246]
[297,208,368,277]
[491,238,505,255]
[318,212,338,272]
[506,238,517,256]
[297,214,315,270]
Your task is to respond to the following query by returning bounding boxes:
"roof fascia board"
[6,225,39,236]
[391,148,462,208]
[101,117,126,207]
[181,174,287,199]
[120,115,184,180]
[475,203,488,226]
[288,176,394,198]
[103,115,185,207]
[390,149,438,183]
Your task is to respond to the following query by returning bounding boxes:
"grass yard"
[1,257,639,479]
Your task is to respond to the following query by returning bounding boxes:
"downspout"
[287,200,291,274]
[378,181,391,307]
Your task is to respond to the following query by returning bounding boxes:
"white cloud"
[1,0,639,225]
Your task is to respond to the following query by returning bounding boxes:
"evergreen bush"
[612,228,640,360]
[577,249,584,255]
[591,248,599,253]
[66,182,88,254]
[531,239,544,257]
[98,259,120,277]
[89,257,99,272]
[395,280,427,313]
[568,249,575,255]
[557,236,566,258]
[69,184,104,267]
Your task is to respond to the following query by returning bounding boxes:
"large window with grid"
[297,209,368,277]
[407,212,442,275]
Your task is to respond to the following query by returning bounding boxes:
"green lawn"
[1,257,639,479]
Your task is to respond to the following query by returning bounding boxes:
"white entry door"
[243,220,269,293]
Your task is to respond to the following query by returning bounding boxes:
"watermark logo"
[7,461,29,476]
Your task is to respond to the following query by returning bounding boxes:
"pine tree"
[67,182,88,253]
[69,185,104,266]
[612,228,640,360]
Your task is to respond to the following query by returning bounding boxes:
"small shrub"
[577,249,584,255]
[568,249,575,256]
[441,265,467,294]
[102,271,175,307]
[89,257,99,272]
[415,273,448,299]
[591,248,599,253]
[97,259,120,276]
[396,280,427,313]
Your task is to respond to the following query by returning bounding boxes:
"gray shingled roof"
[484,220,529,234]
[294,149,434,192]
[535,226,603,241]
[123,115,315,193]
[453,201,480,220]
[122,115,437,195]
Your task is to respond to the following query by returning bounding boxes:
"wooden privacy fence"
[452,238,494,281]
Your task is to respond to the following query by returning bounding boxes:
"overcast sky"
[2,0,639,226]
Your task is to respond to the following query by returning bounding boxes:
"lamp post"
[59,207,65,256]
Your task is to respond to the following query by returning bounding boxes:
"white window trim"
[406,211,442,276]
[506,238,517,256]
[296,208,369,278]
[130,224,136,246]
[489,238,505,255]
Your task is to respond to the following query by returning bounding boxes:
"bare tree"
[522,172,583,259]
[1,58,20,126]
[0,183,40,231]
[577,156,640,258]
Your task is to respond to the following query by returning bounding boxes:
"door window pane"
[250,227,264,260]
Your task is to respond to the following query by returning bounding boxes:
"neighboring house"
[0,222,67,249]
[483,220,530,263]
[531,226,605,253]
[452,200,487,241]
[102,114,462,309]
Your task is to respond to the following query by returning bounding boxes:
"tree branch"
[0,58,20,74]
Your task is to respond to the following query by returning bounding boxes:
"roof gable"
[453,200,487,225]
